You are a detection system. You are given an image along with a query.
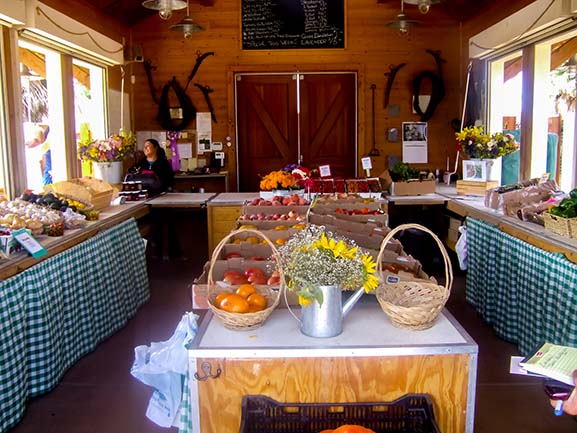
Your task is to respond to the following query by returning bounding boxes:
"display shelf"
[187,301,478,433]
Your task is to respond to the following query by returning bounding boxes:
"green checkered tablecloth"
[466,217,577,355]
[0,218,149,433]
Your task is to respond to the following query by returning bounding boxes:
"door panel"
[236,73,357,192]
[300,73,357,178]
[236,75,298,192]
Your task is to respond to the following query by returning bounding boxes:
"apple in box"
[222,270,248,285]
[245,267,268,284]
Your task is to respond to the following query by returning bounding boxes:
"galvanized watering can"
[286,285,365,338]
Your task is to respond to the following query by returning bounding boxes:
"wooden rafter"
[19,48,91,89]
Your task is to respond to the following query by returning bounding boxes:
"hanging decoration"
[194,83,217,123]
[143,51,216,130]
[166,131,181,172]
[412,50,445,122]
[158,77,196,131]
[383,63,406,108]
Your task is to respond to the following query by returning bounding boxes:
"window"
[0,28,9,197]
[72,58,107,177]
[19,40,108,191]
[484,19,577,190]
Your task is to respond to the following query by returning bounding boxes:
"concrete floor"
[8,250,577,433]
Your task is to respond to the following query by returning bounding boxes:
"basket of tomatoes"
[207,228,285,331]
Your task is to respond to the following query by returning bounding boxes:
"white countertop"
[207,192,260,205]
[147,192,216,207]
[189,300,477,358]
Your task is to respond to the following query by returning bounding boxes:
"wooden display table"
[206,192,259,256]
[0,201,149,280]
[188,301,478,433]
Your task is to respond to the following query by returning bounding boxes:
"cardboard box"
[389,180,436,196]
[218,243,274,261]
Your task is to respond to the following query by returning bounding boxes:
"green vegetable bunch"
[549,189,577,218]
[389,162,420,182]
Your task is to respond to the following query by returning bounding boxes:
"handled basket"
[375,224,452,330]
[207,228,284,331]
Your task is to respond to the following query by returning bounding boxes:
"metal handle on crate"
[194,361,222,381]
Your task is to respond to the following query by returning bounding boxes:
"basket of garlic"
[0,199,63,236]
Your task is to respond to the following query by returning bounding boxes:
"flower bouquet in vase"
[455,126,519,184]
[77,125,136,184]
[276,225,378,338]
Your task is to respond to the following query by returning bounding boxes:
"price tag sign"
[319,165,332,178]
[361,157,373,177]
[12,228,47,259]
[361,157,373,170]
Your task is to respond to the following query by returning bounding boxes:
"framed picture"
[462,160,487,181]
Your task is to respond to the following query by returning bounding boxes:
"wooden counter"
[445,193,577,263]
[188,302,478,433]
[173,172,228,193]
[0,202,149,280]
[206,193,260,256]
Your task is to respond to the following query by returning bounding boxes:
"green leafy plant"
[389,162,420,182]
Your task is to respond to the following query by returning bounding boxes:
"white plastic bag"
[455,225,468,271]
[131,312,198,428]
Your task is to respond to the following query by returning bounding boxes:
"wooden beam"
[19,48,91,89]
[551,36,577,71]
[199,0,214,5]
[520,45,535,181]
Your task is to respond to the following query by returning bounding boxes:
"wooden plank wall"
[126,1,464,190]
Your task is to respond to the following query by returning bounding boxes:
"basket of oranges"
[207,228,285,331]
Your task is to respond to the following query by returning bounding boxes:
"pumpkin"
[320,425,377,433]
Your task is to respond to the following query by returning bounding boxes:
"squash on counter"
[320,425,377,433]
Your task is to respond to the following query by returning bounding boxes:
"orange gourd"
[320,425,376,433]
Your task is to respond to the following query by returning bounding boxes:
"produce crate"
[239,394,441,433]
[543,212,574,237]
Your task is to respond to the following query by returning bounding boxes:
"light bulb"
[158,0,172,20]
[417,0,430,14]
[184,30,192,39]
[159,8,172,20]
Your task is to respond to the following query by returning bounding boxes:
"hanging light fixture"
[403,0,442,15]
[386,0,420,36]
[142,0,187,20]
[170,0,204,38]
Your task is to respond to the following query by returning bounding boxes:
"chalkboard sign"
[242,0,345,50]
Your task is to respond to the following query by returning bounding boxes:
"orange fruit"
[275,238,287,245]
[236,283,257,299]
[248,304,265,313]
[247,293,267,309]
[218,293,250,313]
[215,292,230,305]
[245,236,259,244]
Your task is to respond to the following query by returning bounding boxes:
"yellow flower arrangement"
[259,170,297,191]
[277,225,379,306]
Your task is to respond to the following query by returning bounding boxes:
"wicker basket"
[375,224,452,330]
[543,212,573,238]
[569,218,577,240]
[207,228,284,331]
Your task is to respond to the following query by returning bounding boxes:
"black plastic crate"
[239,394,442,433]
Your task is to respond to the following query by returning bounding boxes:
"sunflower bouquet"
[276,225,378,306]
[455,126,519,159]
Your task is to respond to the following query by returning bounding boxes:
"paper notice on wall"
[402,122,428,164]
[196,112,212,154]
[177,142,193,159]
